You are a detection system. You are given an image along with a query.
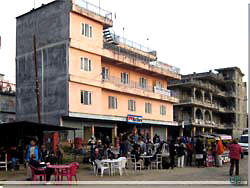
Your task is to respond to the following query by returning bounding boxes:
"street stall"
[212,134,232,164]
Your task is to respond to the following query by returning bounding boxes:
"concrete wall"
[0,93,16,122]
[16,1,71,125]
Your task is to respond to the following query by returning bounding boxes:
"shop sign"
[127,114,143,124]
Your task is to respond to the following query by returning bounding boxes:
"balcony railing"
[149,61,180,74]
[102,76,176,97]
[110,33,154,53]
[74,0,112,20]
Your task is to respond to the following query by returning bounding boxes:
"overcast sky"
[0,0,249,83]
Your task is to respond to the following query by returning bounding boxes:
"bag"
[196,154,203,159]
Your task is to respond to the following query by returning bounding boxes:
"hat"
[216,137,220,141]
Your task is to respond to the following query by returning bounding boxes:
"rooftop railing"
[149,61,180,74]
[74,0,112,20]
[110,33,154,53]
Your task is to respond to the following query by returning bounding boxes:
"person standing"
[195,139,204,168]
[215,138,224,167]
[176,140,185,168]
[169,139,176,169]
[228,139,243,177]
[186,140,193,166]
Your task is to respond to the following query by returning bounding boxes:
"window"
[128,100,136,112]
[80,57,92,72]
[102,67,109,80]
[145,103,152,114]
[81,23,93,38]
[121,72,129,84]
[160,105,166,115]
[156,80,163,88]
[139,77,147,89]
[108,96,117,109]
[81,91,92,105]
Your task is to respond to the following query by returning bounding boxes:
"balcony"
[102,76,178,103]
[73,0,113,28]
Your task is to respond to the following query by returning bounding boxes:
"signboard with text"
[127,114,143,124]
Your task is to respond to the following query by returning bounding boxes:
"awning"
[0,121,77,131]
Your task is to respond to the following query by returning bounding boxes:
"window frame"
[121,72,129,84]
[81,90,92,105]
[80,57,92,72]
[160,105,166,115]
[139,77,148,89]
[145,102,152,114]
[128,99,136,112]
[108,96,118,109]
[102,67,110,80]
[81,23,93,38]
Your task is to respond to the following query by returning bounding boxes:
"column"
[150,126,153,141]
[91,125,95,137]
[179,128,183,137]
[165,127,168,141]
[192,126,196,137]
[193,88,196,99]
[210,93,213,104]
[209,128,213,134]
[202,127,205,134]
[112,125,117,146]
[202,90,205,103]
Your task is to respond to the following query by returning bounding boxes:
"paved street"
[0,157,248,187]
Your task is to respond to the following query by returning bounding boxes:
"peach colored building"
[16,0,181,144]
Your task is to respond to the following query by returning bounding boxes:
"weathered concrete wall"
[16,1,71,125]
[0,93,16,122]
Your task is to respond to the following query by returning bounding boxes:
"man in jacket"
[228,139,243,176]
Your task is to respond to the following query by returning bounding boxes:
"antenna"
[34,0,36,9]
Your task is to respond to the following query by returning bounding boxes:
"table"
[140,155,153,169]
[101,159,120,176]
[47,164,71,181]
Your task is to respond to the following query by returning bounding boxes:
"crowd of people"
[0,138,63,172]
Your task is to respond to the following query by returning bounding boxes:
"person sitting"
[29,154,54,181]
[40,145,49,163]
[9,146,19,171]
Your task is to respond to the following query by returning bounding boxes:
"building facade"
[0,74,16,123]
[168,67,247,138]
[16,0,180,144]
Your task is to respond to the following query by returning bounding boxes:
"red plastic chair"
[60,162,79,181]
[29,165,46,181]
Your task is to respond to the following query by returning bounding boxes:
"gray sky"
[0,0,249,83]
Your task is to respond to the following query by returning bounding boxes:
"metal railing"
[149,61,180,74]
[102,76,176,97]
[110,33,154,53]
[74,0,112,20]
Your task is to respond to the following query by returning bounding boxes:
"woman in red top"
[228,139,243,176]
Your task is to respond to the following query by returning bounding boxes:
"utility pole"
[33,35,43,146]
[33,35,41,124]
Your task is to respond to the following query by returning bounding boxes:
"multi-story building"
[16,0,181,144]
[168,67,247,138]
[0,74,16,123]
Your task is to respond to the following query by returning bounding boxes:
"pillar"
[91,125,95,137]
[192,126,196,137]
[112,125,117,146]
[210,93,213,104]
[202,127,205,134]
[150,126,153,141]
[179,128,183,137]
[202,90,205,103]
[209,128,213,134]
[165,127,168,141]
[193,88,196,99]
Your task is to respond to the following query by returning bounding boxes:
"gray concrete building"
[168,67,247,138]
[0,74,16,123]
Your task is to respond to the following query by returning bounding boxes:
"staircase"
[103,29,118,45]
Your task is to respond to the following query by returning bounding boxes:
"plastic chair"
[113,157,127,176]
[29,165,46,181]
[130,154,141,171]
[151,154,162,170]
[0,154,7,171]
[95,160,110,177]
[60,162,79,181]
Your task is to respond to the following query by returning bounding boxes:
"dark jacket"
[169,142,176,156]
[195,141,204,154]
[176,143,185,157]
